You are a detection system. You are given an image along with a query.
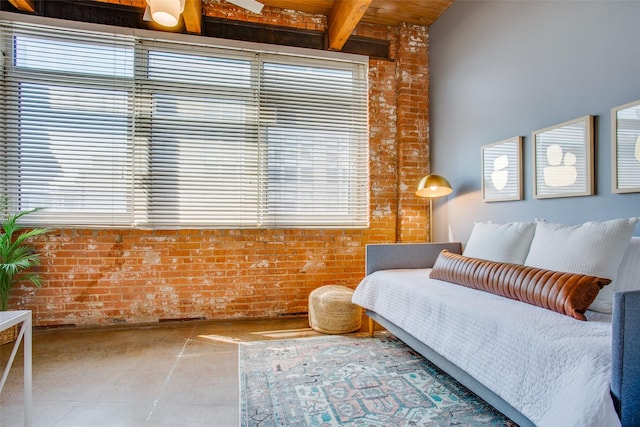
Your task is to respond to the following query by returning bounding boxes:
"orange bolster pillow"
[429,250,611,321]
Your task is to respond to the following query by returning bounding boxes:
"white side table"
[0,310,32,427]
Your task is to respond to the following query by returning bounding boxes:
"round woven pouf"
[308,285,362,334]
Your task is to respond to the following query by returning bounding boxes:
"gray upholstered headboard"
[365,242,462,276]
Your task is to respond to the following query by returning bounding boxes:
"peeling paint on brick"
[301,259,326,273]
[372,205,392,218]
[371,183,384,195]
[144,251,161,265]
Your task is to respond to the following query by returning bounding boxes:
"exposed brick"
[7,0,432,327]
[395,23,430,243]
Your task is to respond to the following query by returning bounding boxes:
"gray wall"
[429,0,640,242]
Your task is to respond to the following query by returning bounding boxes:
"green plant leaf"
[0,204,49,310]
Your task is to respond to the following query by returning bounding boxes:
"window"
[0,19,369,228]
[261,59,368,227]
[141,45,259,227]
[3,27,135,225]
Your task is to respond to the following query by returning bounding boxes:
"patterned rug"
[239,333,518,426]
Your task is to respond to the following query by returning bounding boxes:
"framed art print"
[612,99,640,193]
[481,136,523,202]
[532,115,594,199]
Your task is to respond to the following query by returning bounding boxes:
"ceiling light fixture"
[144,0,186,27]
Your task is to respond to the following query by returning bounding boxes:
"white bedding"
[352,268,621,427]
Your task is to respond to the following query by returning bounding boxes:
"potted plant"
[0,206,49,343]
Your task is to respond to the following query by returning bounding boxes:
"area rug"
[239,333,518,426]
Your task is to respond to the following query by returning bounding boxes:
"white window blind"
[0,23,135,226]
[137,43,261,227]
[261,57,369,227]
[0,19,369,229]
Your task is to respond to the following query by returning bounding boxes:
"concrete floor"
[0,316,321,427]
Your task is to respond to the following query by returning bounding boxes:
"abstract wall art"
[612,99,640,193]
[532,115,595,199]
[481,136,523,202]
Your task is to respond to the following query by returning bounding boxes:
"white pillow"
[524,218,639,313]
[463,221,536,264]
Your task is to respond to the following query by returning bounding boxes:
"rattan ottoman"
[308,285,362,334]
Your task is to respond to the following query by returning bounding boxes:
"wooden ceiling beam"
[8,0,35,13]
[327,0,372,51]
[183,0,202,34]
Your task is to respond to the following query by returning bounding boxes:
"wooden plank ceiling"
[8,0,454,50]
[261,0,454,27]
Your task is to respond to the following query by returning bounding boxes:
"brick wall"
[395,23,431,242]
[9,1,431,327]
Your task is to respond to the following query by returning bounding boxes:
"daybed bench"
[352,219,640,427]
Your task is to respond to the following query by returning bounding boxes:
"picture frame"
[532,115,594,199]
[611,99,640,193]
[481,136,523,202]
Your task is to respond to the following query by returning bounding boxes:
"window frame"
[0,12,370,229]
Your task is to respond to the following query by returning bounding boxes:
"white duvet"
[352,268,621,427]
